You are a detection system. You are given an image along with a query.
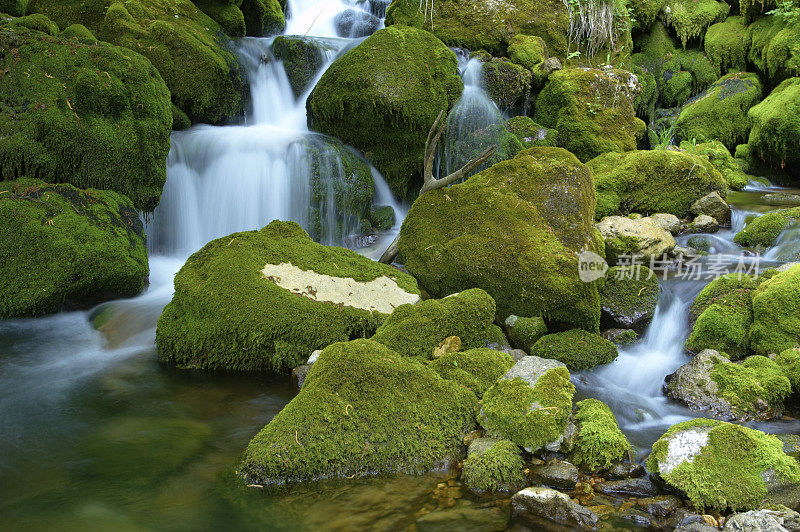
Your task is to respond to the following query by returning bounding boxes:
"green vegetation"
[481,57,532,110]
[680,141,750,190]
[272,36,327,97]
[194,0,246,37]
[598,266,660,329]
[241,0,285,36]
[745,14,800,84]
[734,206,800,248]
[710,355,792,417]
[507,34,546,70]
[740,77,800,171]
[750,264,800,356]
[775,348,800,391]
[462,439,526,493]
[662,0,729,47]
[430,349,514,397]
[505,116,558,148]
[531,329,619,370]
[705,16,748,74]
[505,315,549,352]
[568,399,631,471]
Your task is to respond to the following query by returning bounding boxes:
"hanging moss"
[658,49,718,107]
[238,339,478,486]
[662,0,729,47]
[568,399,631,471]
[629,0,667,28]
[745,15,800,84]
[680,141,750,190]
[705,16,748,74]
[750,264,800,357]
[531,329,619,370]
[462,439,526,493]
[0,178,148,318]
[0,20,172,211]
[430,348,515,397]
[741,77,800,171]
[734,206,800,248]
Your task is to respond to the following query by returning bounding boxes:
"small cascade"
[764,224,800,262]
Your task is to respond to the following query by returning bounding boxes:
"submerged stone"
[511,487,600,529]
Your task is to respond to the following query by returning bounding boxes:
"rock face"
[371,289,496,360]
[307,25,463,199]
[238,339,478,486]
[0,19,172,211]
[567,399,631,471]
[0,179,148,319]
[591,150,728,219]
[156,221,420,372]
[530,329,619,370]
[664,349,791,421]
[647,419,800,511]
[599,266,661,330]
[511,487,600,529]
[534,67,646,162]
[461,438,526,494]
[597,216,676,264]
[399,147,603,331]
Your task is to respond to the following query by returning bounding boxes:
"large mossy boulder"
[27,0,247,125]
[675,72,762,150]
[156,221,421,372]
[237,338,478,486]
[680,140,750,190]
[590,150,727,219]
[398,147,603,331]
[534,67,646,162]
[371,288,496,360]
[481,57,532,111]
[307,25,463,200]
[745,15,800,86]
[734,206,800,249]
[738,78,800,173]
[647,419,800,511]
[271,35,327,98]
[750,264,800,357]
[530,329,619,370]
[0,178,148,318]
[193,0,246,37]
[705,16,748,75]
[0,20,171,211]
[599,265,661,330]
[567,399,631,471]
[240,0,285,36]
[384,0,569,57]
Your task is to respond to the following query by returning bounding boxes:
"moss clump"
[479,369,575,452]
[658,49,718,107]
[507,34,546,70]
[568,399,631,471]
[505,315,548,352]
[61,23,97,43]
[647,418,800,511]
[171,103,191,131]
[505,116,558,148]
[0,178,148,318]
[775,348,800,391]
[398,147,602,331]
[0,0,29,16]
[238,339,478,486]
[193,0,246,37]
[11,12,58,34]
[534,67,646,162]
[745,15,800,85]
[591,150,727,218]
[271,36,327,98]
[307,25,462,199]
[629,0,667,29]
[240,0,285,37]
[750,264,800,357]
[531,329,618,370]
[462,439,526,493]
[741,77,800,171]
[156,221,420,372]
[705,16,748,74]
[371,289,496,361]
[28,0,247,125]
[710,355,792,416]
[681,141,750,190]
[430,348,514,397]
[734,206,800,248]
[481,57,532,111]
[0,20,172,210]
[384,0,569,57]
[675,72,762,150]
[662,0,729,47]
[599,266,660,330]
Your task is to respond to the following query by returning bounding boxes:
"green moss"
[0,0,29,16]
[705,16,748,74]
[507,34,546,70]
[156,221,420,372]
[194,0,246,37]
[534,67,646,162]
[384,0,570,57]
[647,418,800,511]
[531,329,618,370]
[443,122,524,178]
[599,266,660,329]
[690,273,764,319]
[238,338,478,485]
[775,348,800,391]
[0,21,172,211]
[750,264,800,357]
[430,348,514,397]
[371,289,496,361]
[745,15,800,85]
[629,0,666,28]
[307,25,463,199]
[398,147,602,331]
[11,12,57,34]
[462,439,526,493]
[271,35,327,98]
[680,141,750,190]
[663,0,729,47]
[171,103,191,131]
[591,150,727,218]
[505,116,558,148]
[734,206,800,248]
[742,77,800,170]
[478,369,575,452]
[60,23,97,43]
[686,290,754,359]
[481,57,532,111]
[658,49,718,107]
[568,399,631,471]
[711,355,792,415]
[240,0,285,37]
[0,178,148,318]
[505,315,548,352]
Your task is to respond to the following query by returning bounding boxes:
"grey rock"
[502,356,566,386]
[689,214,720,233]
[691,191,731,225]
[597,216,676,263]
[608,461,646,479]
[511,487,599,529]
[724,509,795,532]
[616,507,658,528]
[291,364,310,393]
[528,460,579,490]
[636,495,682,518]
[650,213,682,235]
[594,477,659,498]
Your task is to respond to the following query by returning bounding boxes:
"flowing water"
[2,0,800,528]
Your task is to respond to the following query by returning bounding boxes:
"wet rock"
[608,462,646,479]
[775,434,800,460]
[637,495,682,518]
[291,364,310,392]
[334,9,380,38]
[689,214,720,233]
[668,509,718,531]
[528,460,579,490]
[597,216,676,264]
[650,213,682,235]
[724,509,800,531]
[271,36,328,97]
[594,477,659,498]
[763,193,800,207]
[616,507,658,528]
[602,328,638,345]
[691,191,731,225]
[511,487,600,529]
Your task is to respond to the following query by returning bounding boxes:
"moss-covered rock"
[680,141,750,190]
[307,25,462,199]
[27,0,247,125]
[534,67,646,162]
[734,206,800,249]
[194,0,245,37]
[241,0,284,36]
[10,12,58,34]
[504,315,548,353]
[662,0,729,47]
[596,215,676,263]
[740,77,800,172]
[0,0,29,16]
[238,338,478,486]
[647,418,800,511]
[599,265,660,330]
[567,399,631,471]
[462,438,526,493]
[774,347,800,392]
[675,72,762,150]
[156,221,421,372]
[384,0,569,57]
[0,20,172,211]
[629,0,666,29]
[271,35,327,98]
[0,178,148,318]
[530,329,619,370]
[745,15,800,86]
[505,116,558,148]
[479,367,575,453]
[507,34,546,70]
[430,348,514,397]
[591,149,727,218]
[61,22,98,43]
[750,264,800,357]
[705,16,748,75]
[371,288,496,361]
[481,57,532,111]
[398,147,602,331]
[658,49,718,108]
